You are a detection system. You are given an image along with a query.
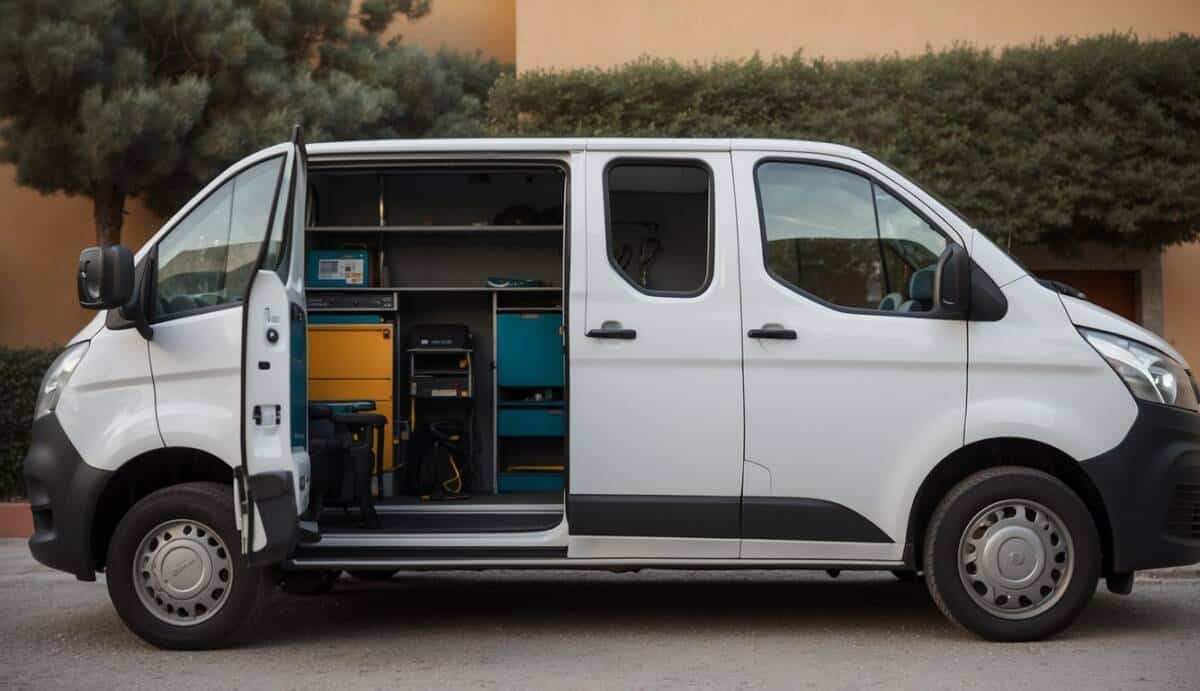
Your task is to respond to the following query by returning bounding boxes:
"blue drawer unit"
[498,404,565,437]
[497,312,563,388]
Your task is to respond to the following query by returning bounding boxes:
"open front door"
[237,127,310,565]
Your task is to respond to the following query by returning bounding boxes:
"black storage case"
[408,323,473,350]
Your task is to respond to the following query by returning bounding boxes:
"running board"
[288,545,567,567]
[317,509,563,534]
[284,554,907,571]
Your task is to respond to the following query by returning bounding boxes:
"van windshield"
[863,150,1032,275]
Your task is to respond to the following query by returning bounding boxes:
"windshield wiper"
[1037,278,1088,301]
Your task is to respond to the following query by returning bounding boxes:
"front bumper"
[22,413,111,581]
[1082,401,1200,573]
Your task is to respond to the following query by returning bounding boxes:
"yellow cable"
[443,450,463,494]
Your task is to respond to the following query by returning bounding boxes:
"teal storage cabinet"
[498,404,565,437]
[498,472,565,493]
[497,313,563,387]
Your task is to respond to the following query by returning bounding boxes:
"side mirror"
[934,243,971,318]
[77,245,134,310]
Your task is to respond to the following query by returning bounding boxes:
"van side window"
[606,162,711,295]
[154,156,284,319]
[756,162,947,313]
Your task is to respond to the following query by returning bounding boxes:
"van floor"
[318,492,563,534]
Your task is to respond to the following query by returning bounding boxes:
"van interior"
[301,161,570,537]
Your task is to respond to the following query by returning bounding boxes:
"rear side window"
[154,156,284,319]
[756,161,946,313]
[606,162,712,295]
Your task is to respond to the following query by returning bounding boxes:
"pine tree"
[0,0,505,246]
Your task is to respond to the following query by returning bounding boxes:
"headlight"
[34,342,89,420]
[1080,328,1199,412]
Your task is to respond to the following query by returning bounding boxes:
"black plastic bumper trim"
[246,470,299,566]
[1081,401,1200,572]
[23,413,112,581]
[742,497,894,543]
[567,494,893,543]
[568,495,740,539]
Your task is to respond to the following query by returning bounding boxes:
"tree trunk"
[93,181,126,247]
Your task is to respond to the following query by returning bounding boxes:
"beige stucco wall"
[1164,243,1200,369]
[383,0,515,63]
[0,165,162,348]
[515,0,1200,71]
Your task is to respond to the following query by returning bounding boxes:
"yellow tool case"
[307,323,395,473]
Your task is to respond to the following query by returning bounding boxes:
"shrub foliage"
[489,34,1200,253]
[0,347,58,499]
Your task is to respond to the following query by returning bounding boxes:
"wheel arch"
[905,437,1115,575]
[91,447,234,572]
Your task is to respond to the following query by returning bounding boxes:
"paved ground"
[1,540,1197,690]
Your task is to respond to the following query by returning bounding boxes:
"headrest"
[878,292,903,311]
[909,267,936,303]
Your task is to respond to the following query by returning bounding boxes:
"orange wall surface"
[515,0,1200,71]
[381,0,515,63]
[1164,243,1200,369]
[0,1,515,349]
[0,165,162,348]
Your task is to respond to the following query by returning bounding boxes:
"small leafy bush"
[0,347,58,499]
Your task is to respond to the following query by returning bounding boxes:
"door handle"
[587,321,637,340]
[747,325,797,340]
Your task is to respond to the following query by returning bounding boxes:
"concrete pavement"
[1,539,1198,690]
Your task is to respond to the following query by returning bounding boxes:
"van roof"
[306,138,864,158]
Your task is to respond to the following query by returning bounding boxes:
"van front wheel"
[923,466,1100,641]
[106,482,268,650]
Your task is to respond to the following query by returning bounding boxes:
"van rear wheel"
[106,482,267,650]
[923,466,1100,641]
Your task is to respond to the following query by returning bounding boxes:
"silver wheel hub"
[958,500,1073,620]
[134,519,232,626]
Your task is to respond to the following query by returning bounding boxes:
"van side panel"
[148,307,244,469]
[56,325,162,471]
[965,275,1138,460]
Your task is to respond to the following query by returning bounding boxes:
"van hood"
[67,312,107,346]
[1060,294,1190,370]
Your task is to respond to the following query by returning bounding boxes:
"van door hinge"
[253,404,281,426]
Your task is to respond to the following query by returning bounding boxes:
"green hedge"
[1,347,58,500]
[488,34,1200,253]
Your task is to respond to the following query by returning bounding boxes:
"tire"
[923,466,1100,642]
[106,482,268,650]
[279,569,339,595]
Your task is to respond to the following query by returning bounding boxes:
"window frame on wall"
[603,157,716,298]
[148,154,288,324]
[752,157,958,319]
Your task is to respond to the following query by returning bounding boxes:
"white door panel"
[568,151,744,557]
[242,269,303,498]
[732,150,967,557]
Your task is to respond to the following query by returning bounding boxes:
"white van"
[25,134,1200,649]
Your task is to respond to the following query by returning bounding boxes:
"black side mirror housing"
[78,245,134,310]
[934,243,971,318]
